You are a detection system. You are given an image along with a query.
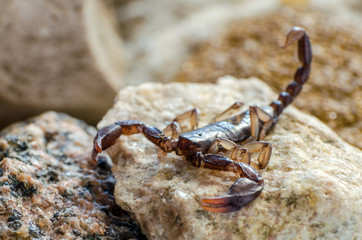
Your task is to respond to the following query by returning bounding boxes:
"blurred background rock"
[0,0,361,148]
[174,8,362,149]
[0,0,126,128]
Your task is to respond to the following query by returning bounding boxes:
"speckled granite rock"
[0,0,126,128]
[0,112,146,239]
[98,77,362,240]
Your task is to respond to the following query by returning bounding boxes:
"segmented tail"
[270,27,312,116]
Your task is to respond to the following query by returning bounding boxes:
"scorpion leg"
[242,141,272,170]
[209,137,271,169]
[241,106,274,169]
[210,102,244,123]
[92,120,176,161]
[249,105,276,142]
[163,108,200,138]
[188,153,263,213]
[209,138,251,165]
[253,105,277,141]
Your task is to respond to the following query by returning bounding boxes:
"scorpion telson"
[92,27,312,213]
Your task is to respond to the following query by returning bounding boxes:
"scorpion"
[92,27,312,213]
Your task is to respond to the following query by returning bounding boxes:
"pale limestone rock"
[0,0,126,128]
[99,77,362,240]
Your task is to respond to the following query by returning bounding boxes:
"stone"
[0,112,146,239]
[175,7,362,149]
[113,0,279,86]
[0,0,126,128]
[113,0,362,88]
[99,77,362,240]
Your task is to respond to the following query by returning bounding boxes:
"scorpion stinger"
[92,27,312,213]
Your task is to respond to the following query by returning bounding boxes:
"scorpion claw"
[201,197,239,213]
[200,178,264,213]
[91,147,100,163]
[92,123,123,162]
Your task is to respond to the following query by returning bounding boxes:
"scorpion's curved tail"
[270,27,312,116]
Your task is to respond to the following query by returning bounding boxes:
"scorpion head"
[175,135,205,157]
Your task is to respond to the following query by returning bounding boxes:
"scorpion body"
[92,27,312,213]
[176,106,275,154]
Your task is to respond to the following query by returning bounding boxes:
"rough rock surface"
[175,8,362,149]
[99,77,362,240]
[0,0,126,128]
[0,112,146,239]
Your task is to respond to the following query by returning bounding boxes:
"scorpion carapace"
[92,27,312,213]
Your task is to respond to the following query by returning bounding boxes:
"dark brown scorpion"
[92,27,312,213]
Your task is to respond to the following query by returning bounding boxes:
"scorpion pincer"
[92,27,312,213]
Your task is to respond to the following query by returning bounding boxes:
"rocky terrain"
[0,0,361,239]
[99,77,362,240]
[0,112,146,239]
